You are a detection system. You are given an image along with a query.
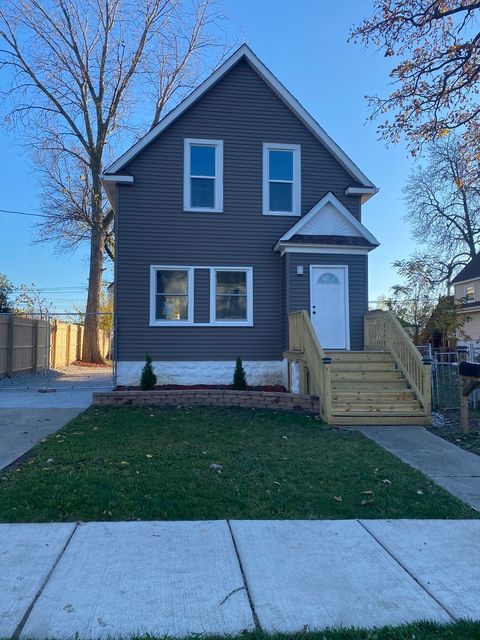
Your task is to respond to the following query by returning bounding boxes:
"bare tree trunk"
[82,167,105,363]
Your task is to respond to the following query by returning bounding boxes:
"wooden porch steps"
[286,311,432,427]
[327,350,428,426]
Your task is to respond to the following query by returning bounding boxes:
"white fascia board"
[345,186,379,203]
[100,173,134,209]
[103,44,376,190]
[278,191,380,246]
[100,174,134,183]
[275,244,372,255]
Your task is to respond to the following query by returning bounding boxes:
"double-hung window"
[184,139,223,212]
[210,267,253,325]
[465,285,475,302]
[263,143,301,215]
[150,266,193,325]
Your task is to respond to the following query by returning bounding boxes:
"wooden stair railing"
[364,310,432,420]
[286,310,332,422]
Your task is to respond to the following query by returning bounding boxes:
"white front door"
[310,266,349,349]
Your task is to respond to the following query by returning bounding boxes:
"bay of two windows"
[150,266,253,327]
[184,138,301,215]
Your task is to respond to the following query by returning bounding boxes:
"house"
[102,44,380,388]
[451,255,480,345]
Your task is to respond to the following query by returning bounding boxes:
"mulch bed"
[115,384,287,392]
[71,360,109,368]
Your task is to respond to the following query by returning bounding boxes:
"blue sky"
[0,0,418,312]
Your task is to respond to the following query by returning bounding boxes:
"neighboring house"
[451,255,480,345]
[102,44,379,386]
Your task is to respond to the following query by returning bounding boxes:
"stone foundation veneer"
[116,360,287,387]
[93,389,319,414]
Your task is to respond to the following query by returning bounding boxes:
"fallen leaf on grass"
[334,496,343,502]
[146,454,153,458]
[382,478,392,485]
[361,490,374,495]
[361,499,374,506]
[209,463,223,473]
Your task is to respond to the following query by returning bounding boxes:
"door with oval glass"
[310,266,349,349]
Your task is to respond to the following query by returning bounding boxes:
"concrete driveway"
[0,366,112,469]
[1,519,479,638]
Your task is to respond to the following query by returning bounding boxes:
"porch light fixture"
[296,265,304,275]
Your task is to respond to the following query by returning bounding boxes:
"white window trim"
[262,142,301,216]
[465,285,475,302]
[150,266,195,326]
[209,267,254,326]
[183,138,223,213]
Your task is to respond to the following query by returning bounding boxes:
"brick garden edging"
[93,389,319,414]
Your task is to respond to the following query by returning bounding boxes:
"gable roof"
[103,44,377,195]
[451,254,480,284]
[274,192,379,252]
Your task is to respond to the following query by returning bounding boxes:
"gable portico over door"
[310,265,350,350]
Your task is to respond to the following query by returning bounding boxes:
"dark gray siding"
[285,253,368,351]
[194,269,210,323]
[116,58,365,361]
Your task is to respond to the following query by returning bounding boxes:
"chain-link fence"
[0,312,114,391]
[415,344,480,410]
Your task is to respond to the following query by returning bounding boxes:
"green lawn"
[178,623,480,640]
[440,430,480,456]
[0,406,476,522]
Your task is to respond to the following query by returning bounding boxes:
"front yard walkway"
[2,519,480,638]
[359,426,480,510]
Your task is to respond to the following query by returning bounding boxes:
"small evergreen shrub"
[140,354,157,390]
[232,356,247,390]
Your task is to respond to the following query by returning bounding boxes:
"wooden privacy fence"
[0,315,49,377]
[0,315,111,377]
[49,320,110,368]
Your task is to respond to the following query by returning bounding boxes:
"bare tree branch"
[350,1,480,153]
[0,0,230,361]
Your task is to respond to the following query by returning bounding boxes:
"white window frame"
[149,265,194,326]
[184,138,223,212]
[465,285,475,302]
[209,267,254,326]
[262,142,301,216]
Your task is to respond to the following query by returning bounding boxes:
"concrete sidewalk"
[1,519,479,638]
[359,427,480,510]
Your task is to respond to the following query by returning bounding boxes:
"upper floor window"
[262,143,301,216]
[465,285,475,302]
[184,139,223,212]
